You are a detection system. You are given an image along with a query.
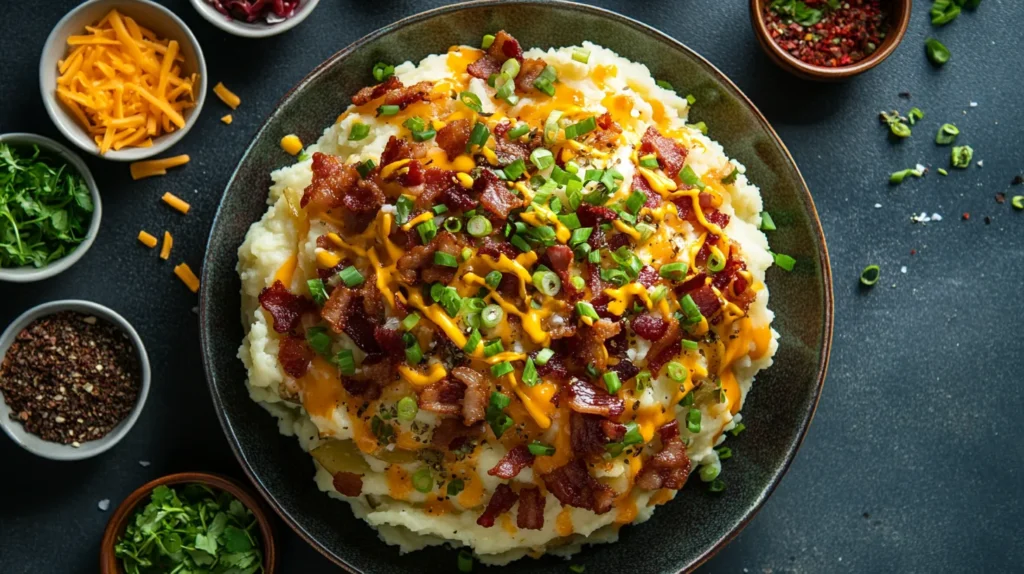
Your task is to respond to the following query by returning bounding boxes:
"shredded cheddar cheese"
[55,10,198,155]
[159,231,173,260]
[173,262,200,293]
[137,230,157,248]
[213,82,240,109]
[161,192,190,214]
[130,154,190,180]
[221,114,233,125]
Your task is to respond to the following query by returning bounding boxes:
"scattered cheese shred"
[130,154,189,180]
[280,134,302,155]
[137,230,158,248]
[174,263,200,293]
[161,192,190,214]
[159,231,173,260]
[55,9,198,154]
[213,82,241,109]
[221,114,233,125]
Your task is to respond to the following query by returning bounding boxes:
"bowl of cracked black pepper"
[0,300,150,460]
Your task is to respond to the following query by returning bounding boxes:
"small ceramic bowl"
[0,300,150,460]
[189,0,321,38]
[749,0,912,81]
[100,472,277,573]
[0,133,102,283]
[39,0,208,161]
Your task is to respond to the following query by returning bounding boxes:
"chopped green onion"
[715,446,733,460]
[412,467,433,493]
[625,190,647,214]
[439,288,462,317]
[528,440,555,456]
[890,168,923,184]
[568,227,593,246]
[571,275,585,290]
[730,422,746,436]
[481,305,504,329]
[429,283,446,302]
[491,361,514,378]
[543,110,563,144]
[930,0,961,25]
[860,264,880,286]
[403,117,427,133]
[938,168,949,176]
[356,159,376,178]
[709,478,726,493]
[522,357,539,386]
[565,161,580,175]
[463,329,482,354]
[447,479,466,498]
[372,62,394,82]
[557,213,581,230]
[650,285,668,303]
[951,145,974,169]
[530,148,555,171]
[377,104,400,116]
[467,122,490,152]
[307,278,327,306]
[417,219,437,244]
[534,348,554,365]
[908,107,924,125]
[773,252,796,271]
[333,348,355,376]
[635,370,651,391]
[483,339,504,358]
[656,79,673,91]
[564,116,597,140]
[576,301,599,320]
[659,261,688,281]
[507,124,531,140]
[434,251,459,268]
[686,408,702,433]
[457,550,474,573]
[464,297,486,313]
[397,396,418,421]
[466,215,492,238]
[572,48,591,64]
[680,294,703,324]
[401,313,420,331]
[532,270,561,296]
[412,128,436,142]
[459,91,483,113]
[678,165,703,188]
[349,122,370,141]
[481,34,495,49]
[690,121,708,135]
[461,247,473,262]
[601,268,629,286]
[890,121,911,138]
[936,123,959,145]
[700,464,720,482]
[504,158,527,180]
[395,195,413,224]
[532,65,558,97]
[484,270,503,290]
[636,222,656,243]
[588,249,600,264]
[340,266,365,287]
[1013,196,1024,210]
[722,166,740,184]
[622,422,643,446]
[603,371,621,394]
[679,391,694,407]
[444,217,462,233]
[707,246,726,273]
[760,212,777,231]
[404,333,423,365]
[686,94,697,106]
[433,203,448,213]
[489,391,511,411]
[639,154,660,169]
[500,57,521,79]
[666,361,687,382]
[510,234,532,252]
[683,340,700,352]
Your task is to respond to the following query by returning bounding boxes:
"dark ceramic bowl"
[200,1,834,572]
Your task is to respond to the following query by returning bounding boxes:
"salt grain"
[98,499,110,511]
[900,266,907,274]
[874,203,882,209]
[970,101,978,107]
[139,460,151,467]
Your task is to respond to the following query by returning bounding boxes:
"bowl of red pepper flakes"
[750,0,911,81]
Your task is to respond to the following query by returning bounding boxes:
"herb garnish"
[114,484,264,574]
[0,143,93,268]
[769,0,824,26]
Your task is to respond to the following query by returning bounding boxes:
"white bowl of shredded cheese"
[39,0,208,162]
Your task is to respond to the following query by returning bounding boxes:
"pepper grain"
[0,311,140,444]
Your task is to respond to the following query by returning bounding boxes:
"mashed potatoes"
[237,31,777,565]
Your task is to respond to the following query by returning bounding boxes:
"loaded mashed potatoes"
[238,31,778,565]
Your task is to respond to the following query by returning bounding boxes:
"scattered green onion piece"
[938,168,949,176]
[622,422,643,446]
[557,213,581,231]
[571,275,585,290]
[930,1,961,25]
[403,117,427,133]
[860,264,880,286]
[690,121,708,135]
[680,294,703,324]
[463,329,482,354]
[307,279,327,306]
[395,195,414,224]
[639,154,660,169]
[432,203,448,214]
[439,288,462,317]
[397,396,418,421]
[603,371,621,394]
[666,361,687,382]
[715,446,733,460]
[429,282,446,302]
[500,57,520,79]
[461,247,473,262]
[890,121,911,138]
[467,122,490,152]
[707,246,726,273]
[636,222,656,243]
[401,313,420,331]
[686,408,702,434]
[543,111,563,145]
[481,34,495,49]
[588,249,600,264]
[730,422,746,436]
[403,333,423,365]
[372,62,394,82]
[444,217,462,233]
[532,65,558,97]
[333,349,355,376]
[510,234,532,252]
[659,261,688,281]
[491,361,514,378]
[572,48,591,64]
[760,212,777,231]
[650,285,668,304]
[656,79,674,91]
[700,464,720,482]
[565,160,580,175]
[412,128,436,142]
[936,123,959,145]
[459,91,484,113]
[686,94,697,105]
[890,168,922,184]
[484,270,503,290]
[1013,196,1024,210]
[576,301,599,320]
[457,550,474,573]
[565,116,596,140]
[635,370,651,391]
[568,227,593,246]
[481,305,505,329]
[530,148,554,171]
[709,478,726,493]
[417,219,437,244]
[377,104,400,116]
[522,357,539,386]
[625,190,647,214]
[951,145,974,169]
[507,124,531,140]
[340,266,365,287]
[356,159,376,178]
[682,339,699,351]
[773,252,796,271]
[349,122,370,141]
[532,270,561,296]
[466,215,492,238]
[412,468,433,493]
[504,158,527,180]
[433,251,459,268]
[908,107,924,125]
[722,166,740,184]
[528,441,555,456]
[678,165,703,188]
[483,339,504,358]
[679,391,694,407]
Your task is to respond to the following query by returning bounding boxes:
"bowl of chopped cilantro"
[100,472,276,574]
[0,133,101,282]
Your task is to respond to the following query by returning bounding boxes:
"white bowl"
[190,0,320,38]
[0,133,102,283]
[39,0,208,162]
[0,300,151,461]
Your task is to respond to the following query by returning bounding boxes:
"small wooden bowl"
[749,0,912,81]
[100,472,276,573]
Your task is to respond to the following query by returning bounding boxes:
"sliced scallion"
[860,264,880,286]
[532,270,561,296]
[459,91,483,113]
[340,266,365,287]
[397,396,418,421]
[481,304,504,329]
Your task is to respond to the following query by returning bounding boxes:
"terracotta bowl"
[99,472,276,573]
[750,0,912,81]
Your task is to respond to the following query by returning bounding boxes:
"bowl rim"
[0,299,151,461]
[0,133,102,282]
[99,471,277,574]
[188,0,321,38]
[38,0,208,162]
[200,1,835,571]
[748,0,912,80]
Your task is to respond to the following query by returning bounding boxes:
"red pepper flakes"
[962,212,970,220]
[764,0,888,68]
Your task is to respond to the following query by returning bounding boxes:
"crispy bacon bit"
[441,184,478,211]
[589,112,622,148]
[432,419,484,451]
[645,319,682,377]
[477,484,519,528]
[632,173,661,208]
[467,30,524,79]
[421,232,465,285]
[436,119,471,161]
[514,58,548,93]
[259,281,316,333]
[545,245,578,300]
[373,326,405,356]
[278,336,313,378]
[396,231,462,284]
[601,419,627,442]
[571,412,608,459]
[606,330,629,359]
[567,378,625,417]
[532,349,569,380]
[542,458,615,514]
[606,233,632,252]
[640,126,688,177]
[488,444,535,479]
[453,366,488,425]
[576,204,618,227]
[383,81,433,110]
[475,169,522,221]
[417,167,456,208]
[381,135,422,166]
[321,285,383,354]
[301,152,384,223]
[493,121,534,165]
[636,422,691,490]
[688,284,722,319]
[578,319,622,371]
[677,272,707,295]
[466,55,501,80]
[419,378,466,417]
[400,159,424,187]
[706,209,730,229]
[637,265,659,288]
[609,358,640,383]
[351,75,402,106]
[477,237,518,260]
[632,313,668,341]
[332,472,363,497]
[588,292,614,319]
[340,375,380,399]
[516,487,545,530]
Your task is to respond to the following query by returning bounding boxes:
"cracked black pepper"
[0,311,141,446]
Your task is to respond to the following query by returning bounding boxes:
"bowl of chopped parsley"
[0,132,101,282]
[100,472,276,574]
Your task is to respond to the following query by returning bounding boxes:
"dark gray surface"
[0,1,1020,573]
